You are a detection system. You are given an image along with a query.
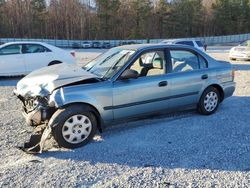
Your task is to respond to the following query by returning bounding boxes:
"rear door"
[166,47,209,107]
[0,44,26,75]
[22,44,53,73]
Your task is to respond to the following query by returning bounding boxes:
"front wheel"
[198,87,220,115]
[50,105,97,149]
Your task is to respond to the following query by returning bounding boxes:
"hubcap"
[62,114,92,144]
[204,91,219,112]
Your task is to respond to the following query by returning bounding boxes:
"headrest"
[152,58,163,69]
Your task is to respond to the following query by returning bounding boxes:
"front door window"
[129,50,166,77]
[0,45,22,55]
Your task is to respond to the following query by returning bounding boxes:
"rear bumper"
[222,81,236,99]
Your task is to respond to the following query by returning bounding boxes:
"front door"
[0,44,26,75]
[112,50,172,119]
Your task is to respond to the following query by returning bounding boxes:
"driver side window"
[0,44,22,55]
[130,50,166,77]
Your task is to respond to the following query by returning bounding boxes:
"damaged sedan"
[14,44,235,152]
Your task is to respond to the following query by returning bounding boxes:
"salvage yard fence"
[0,33,250,48]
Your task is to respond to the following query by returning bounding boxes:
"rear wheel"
[50,105,97,149]
[198,87,220,115]
[48,61,62,66]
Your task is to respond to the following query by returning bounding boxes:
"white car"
[160,39,205,52]
[81,41,92,48]
[229,40,250,60]
[0,42,76,76]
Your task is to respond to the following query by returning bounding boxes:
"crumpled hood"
[15,63,97,97]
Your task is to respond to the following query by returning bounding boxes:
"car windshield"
[83,48,135,79]
[240,40,250,47]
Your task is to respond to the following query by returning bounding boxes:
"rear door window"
[0,44,22,55]
[170,50,200,73]
[22,44,51,54]
[198,55,208,68]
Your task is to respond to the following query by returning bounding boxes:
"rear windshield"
[196,41,204,47]
[240,40,250,47]
[176,41,194,46]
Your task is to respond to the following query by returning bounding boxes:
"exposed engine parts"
[15,95,55,153]
[20,96,55,127]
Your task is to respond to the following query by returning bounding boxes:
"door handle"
[158,81,168,87]
[201,74,208,80]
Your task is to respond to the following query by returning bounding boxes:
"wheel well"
[209,84,224,102]
[61,102,103,133]
[48,60,62,66]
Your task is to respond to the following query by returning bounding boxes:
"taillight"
[70,51,75,57]
[232,69,235,81]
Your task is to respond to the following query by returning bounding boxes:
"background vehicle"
[81,41,92,48]
[72,42,81,49]
[92,41,102,48]
[14,44,235,150]
[0,42,76,76]
[119,41,128,46]
[102,42,111,49]
[161,39,206,51]
[229,40,250,60]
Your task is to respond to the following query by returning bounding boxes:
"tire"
[49,104,97,149]
[198,87,220,115]
[48,61,62,66]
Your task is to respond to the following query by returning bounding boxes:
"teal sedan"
[14,44,235,150]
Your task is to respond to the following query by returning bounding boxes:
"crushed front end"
[13,89,57,154]
[15,93,55,127]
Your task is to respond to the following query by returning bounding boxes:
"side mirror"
[120,69,139,80]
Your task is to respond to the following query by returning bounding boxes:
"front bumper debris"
[19,124,52,154]
[14,91,56,154]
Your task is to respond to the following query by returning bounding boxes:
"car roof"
[117,43,212,61]
[161,39,202,43]
[118,43,196,51]
[1,41,49,45]
[0,41,61,51]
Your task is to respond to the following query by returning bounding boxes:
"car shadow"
[232,63,250,71]
[0,76,23,86]
[38,96,250,172]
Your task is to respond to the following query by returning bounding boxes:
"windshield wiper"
[103,53,129,79]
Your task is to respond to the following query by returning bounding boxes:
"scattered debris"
[19,124,52,154]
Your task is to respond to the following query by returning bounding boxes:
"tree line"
[0,0,250,40]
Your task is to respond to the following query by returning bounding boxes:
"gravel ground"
[0,50,249,187]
